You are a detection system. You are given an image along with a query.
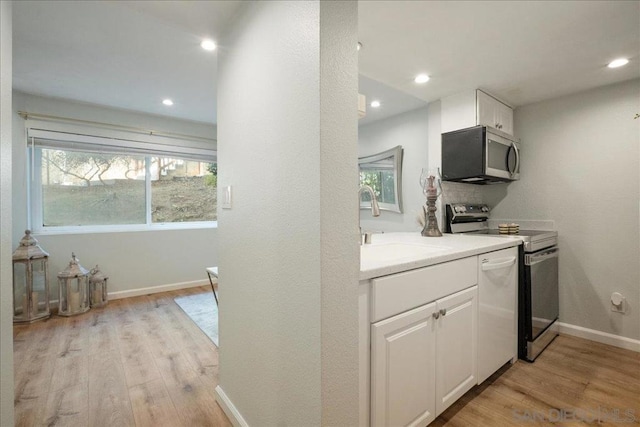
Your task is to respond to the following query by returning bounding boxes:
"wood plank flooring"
[15,287,640,426]
[14,286,231,427]
[433,335,640,426]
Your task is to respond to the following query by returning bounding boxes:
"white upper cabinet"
[441,89,515,136]
[476,90,514,135]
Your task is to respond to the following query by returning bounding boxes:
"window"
[150,157,217,223]
[32,148,217,231]
[39,150,147,226]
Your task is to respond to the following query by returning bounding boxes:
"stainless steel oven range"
[445,203,559,362]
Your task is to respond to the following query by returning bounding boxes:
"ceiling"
[358,75,426,125]
[358,0,640,107]
[12,1,245,125]
[12,1,640,126]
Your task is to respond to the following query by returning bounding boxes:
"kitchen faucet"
[359,185,380,244]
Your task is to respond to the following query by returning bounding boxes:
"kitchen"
[1,1,639,426]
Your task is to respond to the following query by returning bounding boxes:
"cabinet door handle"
[439,308,447,316]
[432,312,440,320]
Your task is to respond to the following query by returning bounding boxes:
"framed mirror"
[359,145,403,213]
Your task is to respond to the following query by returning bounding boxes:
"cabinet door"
[495,101,514,136]
[476,90,514,135]
[435,286,478,415]
[476,90,498,129]
[477,248,518,384]
[371,302,437,427]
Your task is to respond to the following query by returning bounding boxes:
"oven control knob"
[460,206,467,212]
[482,206,489,212]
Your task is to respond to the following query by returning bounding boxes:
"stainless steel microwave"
[442,125,520,184]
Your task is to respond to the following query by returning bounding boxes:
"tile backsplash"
[433,181,484,229]
[441,181,483,205]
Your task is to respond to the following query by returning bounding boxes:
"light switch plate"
[222,186,232,209]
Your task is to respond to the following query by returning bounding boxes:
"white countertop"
[360,232,522,280]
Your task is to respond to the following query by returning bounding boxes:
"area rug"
[174,292,219,347]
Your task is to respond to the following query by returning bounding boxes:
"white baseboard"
[215,385,249,427]
[108,279,209,300]
[36,280,208,310]
[556,322,640,353]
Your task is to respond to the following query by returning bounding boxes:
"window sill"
[32,221,218,236]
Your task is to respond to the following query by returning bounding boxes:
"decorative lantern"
[57,253,90,316]
[12,230,51,323]
[89,265,109,308]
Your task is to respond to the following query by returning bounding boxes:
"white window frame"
[29,140,218,235]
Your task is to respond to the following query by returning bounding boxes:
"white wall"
[318,2,359,424]
[216,1,358,425]
[12,92,219,297]
[376,101,482,234]
[484,79,640,340]
[359,106,428,232]
[0,1,15,424]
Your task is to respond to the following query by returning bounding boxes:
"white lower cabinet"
[371,302,437,427]
[371,286,478,427]
[435,286,478,415]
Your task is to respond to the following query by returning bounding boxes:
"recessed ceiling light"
[414,74,430,84]
[162,99,174,106]
[201,39,217,51]
[357,42,363,51]
[608,58,629,68]
[370,100,381,108]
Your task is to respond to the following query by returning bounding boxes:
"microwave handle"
[509,142,520,177]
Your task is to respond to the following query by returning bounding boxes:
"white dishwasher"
[477,246,518,384]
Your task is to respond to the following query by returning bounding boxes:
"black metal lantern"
[57,253,90,316]
[12,230,51,323]
[89,265,109,308]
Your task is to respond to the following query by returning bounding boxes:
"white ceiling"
[12,1,245,124]
[358,75,426,125]
[12,1,640,126]
[358,0,640,107]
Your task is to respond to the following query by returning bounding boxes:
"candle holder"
[89,265,109,308]
[12,230,51,323]
[57,253,90,316]
[419,169,443,237]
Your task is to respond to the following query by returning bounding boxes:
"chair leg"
[207,272,219,306]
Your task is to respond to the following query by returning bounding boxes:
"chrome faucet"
[359,185,380,244]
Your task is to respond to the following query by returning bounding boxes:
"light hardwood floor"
[14,286,231,427]
[15,287,640,426]
[434,334,640,426]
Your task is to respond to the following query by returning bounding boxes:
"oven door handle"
[481,256,516,271]
[526,247,559,266]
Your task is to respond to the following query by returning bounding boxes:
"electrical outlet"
[611,292,626,313]
[611,300,626,313]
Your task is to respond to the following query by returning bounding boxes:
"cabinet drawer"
[371,257,478,322]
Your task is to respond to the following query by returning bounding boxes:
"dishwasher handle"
[481,256,516,271]
[525,247,559,266]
